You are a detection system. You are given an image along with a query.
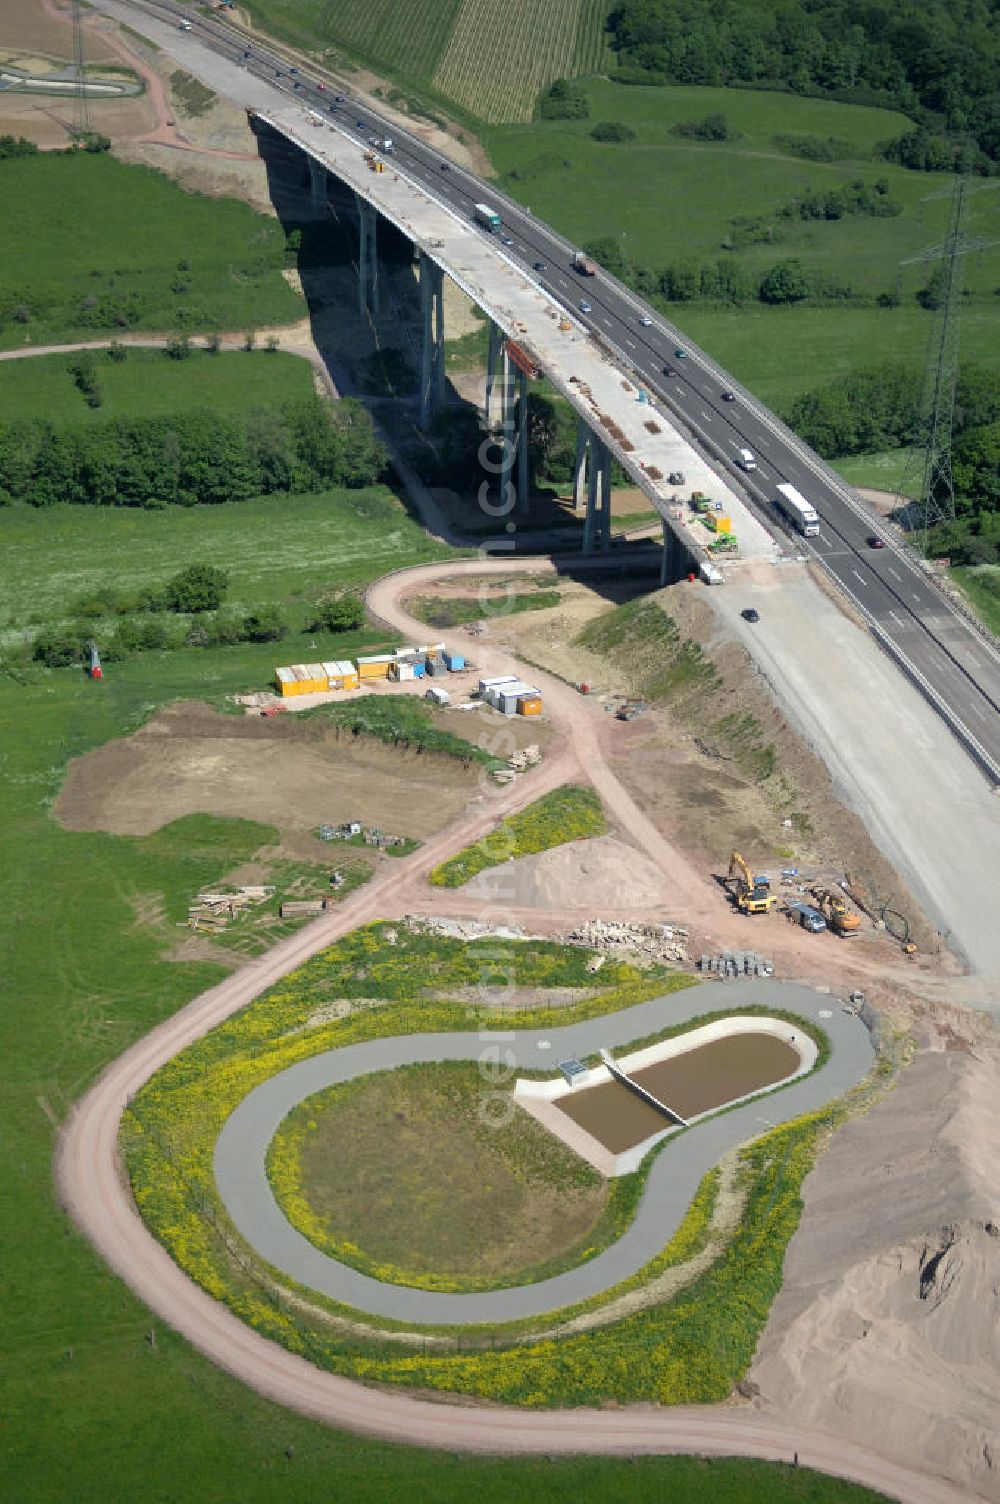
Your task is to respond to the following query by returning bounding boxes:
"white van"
[737,448,756,471]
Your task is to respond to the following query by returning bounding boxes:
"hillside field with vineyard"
[241,0,611,121]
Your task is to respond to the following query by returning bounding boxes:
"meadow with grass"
[0,346,314,425]
[0,153,302,346]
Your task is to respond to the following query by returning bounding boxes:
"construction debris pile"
[403,915,536,942]
[699,951,775,978]
[492,743,543,785]
[187,885,274,932]
[560,918,688,966]
[318,821,409,850]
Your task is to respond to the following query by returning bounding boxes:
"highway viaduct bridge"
[255,109,736,586]
[90,0,1000,783]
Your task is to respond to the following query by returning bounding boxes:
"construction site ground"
[51,699,501,845]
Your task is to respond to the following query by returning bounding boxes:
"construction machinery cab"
[726,851,776,915]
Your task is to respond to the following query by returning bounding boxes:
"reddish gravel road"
[55,557,976,1504]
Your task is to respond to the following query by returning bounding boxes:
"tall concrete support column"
[484,319,502,425]
[573,419,590,513]
[356,196,379,319]
[583,435,612,554]
[497,346,516,517]
[308,157,327,213]
[517,367,529,516]
[660,518,679,585]
[419,253,445,430]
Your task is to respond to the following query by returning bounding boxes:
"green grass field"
[0,488,448,635]
[483,79,1000,398]
[0,154,302,347]
[268,1060,613,1289]
[951,566,1000,635]
[0,347,313,425]
[830,450,913,495]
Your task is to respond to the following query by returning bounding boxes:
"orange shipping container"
[517,696,542,716]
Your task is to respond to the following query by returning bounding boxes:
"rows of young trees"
[607,0,1000,169]
[0,397,385,509]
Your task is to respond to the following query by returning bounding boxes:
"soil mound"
[463,835,671,910]
[751,1037,1000,1499]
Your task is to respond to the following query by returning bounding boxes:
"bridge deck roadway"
[92,0,777,570]
[252,110,778,567]
[215,982,873,1325]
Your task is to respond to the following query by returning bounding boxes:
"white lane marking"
[851,569,866,585]
[756,468,769,480]
[969,703,987,721]
[700,410,713,421]
[625,338,635,349]
[887,566,902,581]
[889,610,905,628]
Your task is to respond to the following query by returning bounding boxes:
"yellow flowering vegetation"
[122,920,837,1404]
[429,785,607,887]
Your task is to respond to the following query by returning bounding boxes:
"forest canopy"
[607,0,1000,166]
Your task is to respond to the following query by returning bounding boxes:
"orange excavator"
[813,888,861,936]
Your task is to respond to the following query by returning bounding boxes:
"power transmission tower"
[896,173,1000,547]
[72,0,92,140]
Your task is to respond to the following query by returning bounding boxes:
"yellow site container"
[275,666,297,697]
[357,654,394,681]
[716,516,731,534]
[302,663,328,693]
[321,659,360,691]
[517,696,542,716]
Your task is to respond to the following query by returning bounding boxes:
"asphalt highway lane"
[123,0,1000,777]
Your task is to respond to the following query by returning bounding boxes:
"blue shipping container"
[412,660,426,678]
[444,652,465,671]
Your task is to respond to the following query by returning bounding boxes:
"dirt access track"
[56,554,980,1504]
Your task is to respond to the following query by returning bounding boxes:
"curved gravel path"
[216,982,872,1323]
[56,549,973,1502]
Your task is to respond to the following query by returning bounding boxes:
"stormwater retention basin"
[516,1016,814,1175]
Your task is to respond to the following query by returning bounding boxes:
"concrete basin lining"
[515,1015,817,1176]
[213,981,875,1324]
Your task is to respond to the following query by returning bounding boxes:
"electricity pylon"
[895,172,1000,546]
[72,0,92,139]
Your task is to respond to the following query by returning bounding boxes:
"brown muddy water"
[554,1033,802,1154]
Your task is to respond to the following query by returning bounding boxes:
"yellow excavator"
[726,852,778,915]
[812,888,862,936]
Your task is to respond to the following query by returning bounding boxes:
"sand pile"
[751,1036,1000,1499]
[463,835,671,911]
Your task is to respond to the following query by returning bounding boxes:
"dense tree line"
[608,0,1000,168]
[785,363,1000,558]
[583,234,862,305]
[0,397,385,509]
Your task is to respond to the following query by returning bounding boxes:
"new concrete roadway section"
[215,982,874,1323]
[98,0,1000,784]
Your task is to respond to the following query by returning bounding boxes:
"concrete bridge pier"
[661,518,681,585]
[419,253,445,430]
[307,157,328,214]
[573,418,589,513]
[356,195,379,319]
[583,435,612,554]
[484,318,502,426]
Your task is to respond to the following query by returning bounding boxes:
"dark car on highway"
[741,608,760,623]
[663,364,677,376]
[721,390,736,402]
[533,260,546,271]
[867,535,886,549]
